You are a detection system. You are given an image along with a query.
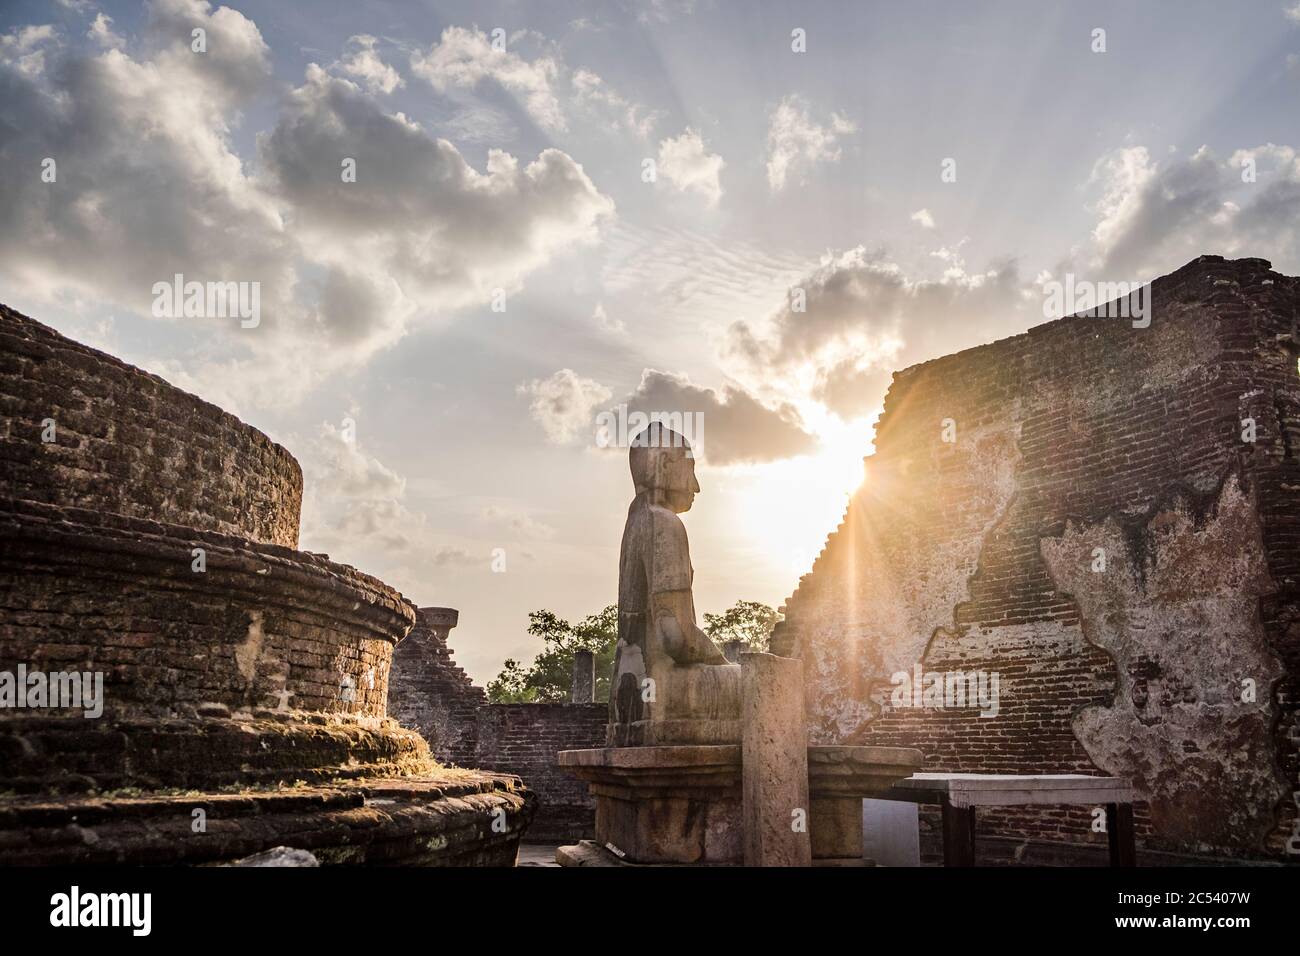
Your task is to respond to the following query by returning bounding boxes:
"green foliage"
[486,605,618,703]
[702,600,780,652]
[486,600,782,703]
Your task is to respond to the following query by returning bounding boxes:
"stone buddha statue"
[608,423,741,746]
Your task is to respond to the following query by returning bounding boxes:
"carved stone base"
[808,745,924,863]
[559,742,924,865]
[557,745,742,863]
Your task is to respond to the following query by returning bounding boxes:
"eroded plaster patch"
[1041,472,1287,853]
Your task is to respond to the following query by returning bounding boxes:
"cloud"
[618,369,818,465]
[1286,2,1300,24]
[430,546,478,567]
[87,14,124,51]
[260,63,615,317]
[635,0,698,24]
[410,25,565,131]
[571,68,660,137]
[481,505,556,539]
[1086,143,1300,278]
[592,301,625,334]
[518,369,613,444]
[299,421,422,553]
[724,139,1300,423]
[1,24,59,77]
[657,128,725,208]
[765,95,855,191]
[726,246,1025,420]
[335,34,402,94]
[910,208,936,229]
[0,4,614,408]
[410,27,657,140]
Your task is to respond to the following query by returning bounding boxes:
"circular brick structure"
[0,305,536,864]
[0,304,302,548]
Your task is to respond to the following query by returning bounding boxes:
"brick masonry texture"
[0,497,412,722]
[389,608,485,766]
[772,256,1300,861]
[387,619,607,841]
[0,304,302,548]
[0,306,534,864]
[470,702,607,842]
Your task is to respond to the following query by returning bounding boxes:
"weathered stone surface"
[0,772,535,866]
[773,256,1300,861]
[741,653,811,866]
[557,745,743,863]
[1041,473,1284,850]
[807,744,923,862]
[227,847,321,867]
[554,840,628,866]
[609,424,741,746]
[572,649,596,703]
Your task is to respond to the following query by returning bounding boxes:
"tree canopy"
[485,600,779,703]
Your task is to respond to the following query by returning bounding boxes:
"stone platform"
[0,772,534,866]
[557,743,921,865]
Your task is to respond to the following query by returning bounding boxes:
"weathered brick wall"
[387,613,608,841]
[1,305,421,794]
[0,498,412,721]
[0,304,302,548]
[389,607,485,765]
[774,256,1299,861]
[470,702,607,842]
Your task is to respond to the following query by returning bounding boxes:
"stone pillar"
[572,650,595,704]
[421,606,459,639]
[722,640,743,663]
[741,652,812,867]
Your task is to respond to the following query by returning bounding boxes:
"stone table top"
[870,773,1137,808]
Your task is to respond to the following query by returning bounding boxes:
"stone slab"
[872,773,1137,808]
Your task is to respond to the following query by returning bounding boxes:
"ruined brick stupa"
[0,304,533,864]
[772,256,1299,863]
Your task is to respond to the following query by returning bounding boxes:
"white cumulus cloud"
[657,127,725,208]
[518,369,613,444]
[765,94,855,192]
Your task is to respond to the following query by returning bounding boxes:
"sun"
[722,416,871,581]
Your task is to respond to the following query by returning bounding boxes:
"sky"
[3,0,1300,683]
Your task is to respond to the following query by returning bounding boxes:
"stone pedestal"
[557,742,923,866]
[741,653,811,866]
[557,745,742,863]
[807,745,924,864]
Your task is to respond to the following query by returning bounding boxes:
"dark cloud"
[620,368,817,465]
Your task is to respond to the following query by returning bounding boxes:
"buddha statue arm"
[652,589,729,666]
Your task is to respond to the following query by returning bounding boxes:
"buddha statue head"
[630,423,699,514]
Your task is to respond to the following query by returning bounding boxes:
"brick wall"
[774,256,1300,861]
[470,703,607,842]
[388,622,608,842]
[388,607,485,765]
[0,304,302,548]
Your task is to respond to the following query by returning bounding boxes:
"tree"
[486,605,618,703]
[486,600,782,703]
[702,600,780,652]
